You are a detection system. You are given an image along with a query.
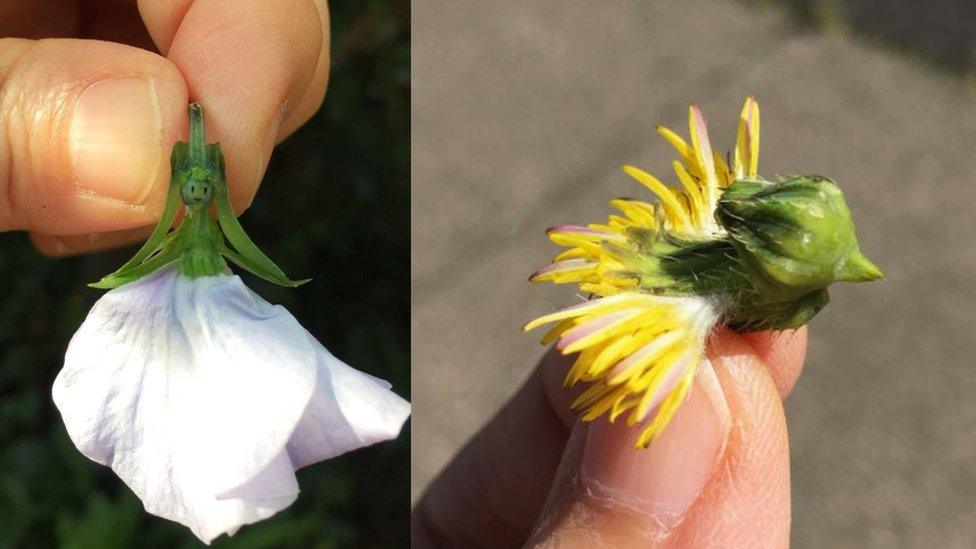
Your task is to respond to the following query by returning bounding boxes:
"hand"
[413,328,807,548]
[0,0,329,255]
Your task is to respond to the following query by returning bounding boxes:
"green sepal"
[611,174,878,331]
[725,288,830,332]
[656,238,744,295]
[88,246,182,289]
[87,144,188,288]
[218,241,310,288]
[88,102,308,290]
[610,227,746,297]
[209,145,309,287]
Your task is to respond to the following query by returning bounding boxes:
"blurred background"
[413,0,976,546]
[0,1,409,547]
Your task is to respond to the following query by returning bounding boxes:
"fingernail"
[38,235,68,256]
[70,76,163,203]
[580,361,731,528]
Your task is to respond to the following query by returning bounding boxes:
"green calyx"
[89,103,309,289]
[618,175,881,331]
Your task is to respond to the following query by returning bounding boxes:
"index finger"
[138,0,329,211]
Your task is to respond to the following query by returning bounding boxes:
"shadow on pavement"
[772,0,976,73]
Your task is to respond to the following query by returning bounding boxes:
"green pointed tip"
[188,102,206,164]
[258,275,311,288]
[838,250,883,282]
[269,277,313,288]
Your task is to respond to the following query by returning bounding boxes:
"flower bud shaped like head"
[180,167,213,206]
[716,176,883,293]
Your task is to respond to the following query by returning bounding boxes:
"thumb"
[0,38,187,234]
[528,330,794,548]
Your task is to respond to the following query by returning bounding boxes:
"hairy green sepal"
[90,103,309,289]
[617,175,882,331]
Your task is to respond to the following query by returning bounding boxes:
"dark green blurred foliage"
[0,1,410,547]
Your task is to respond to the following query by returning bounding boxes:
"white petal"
[285,332,411,469]
[53,266,317,543]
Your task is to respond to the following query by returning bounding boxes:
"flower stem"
[188,103,207,166]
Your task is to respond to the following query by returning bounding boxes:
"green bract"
[718,176,882,330]
[710,176,881,330]
[717,176,882,292]
[89,103,309,289]
[615,175,881,331]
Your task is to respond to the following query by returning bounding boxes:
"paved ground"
[412,1,976,546]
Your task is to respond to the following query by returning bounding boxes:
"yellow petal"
[656,125,696,174]
[622,165,691,229]
[539,318,575,345]
[635,365,696,448]
[523,292,649,331]
[688,105,719,211]
[734,96,760,179]
[672,161,704,226]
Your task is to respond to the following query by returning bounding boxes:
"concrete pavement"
[412,1,976,545]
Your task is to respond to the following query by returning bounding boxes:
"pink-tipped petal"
[557,309,638,351]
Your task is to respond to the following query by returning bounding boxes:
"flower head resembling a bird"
[525,98,881,448]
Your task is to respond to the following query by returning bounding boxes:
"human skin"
[0,0,329,253]
[413,327,807,548]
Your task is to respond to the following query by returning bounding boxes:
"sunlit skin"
[0,1,330,253]
[413,328,805,548]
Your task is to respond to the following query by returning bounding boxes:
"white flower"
[52,265,410,544]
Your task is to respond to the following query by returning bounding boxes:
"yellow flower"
[525,98,761,448]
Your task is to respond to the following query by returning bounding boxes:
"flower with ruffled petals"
[54,266,409,543]
[53,104,410,543]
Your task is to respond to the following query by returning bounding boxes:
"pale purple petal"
[284,334,411,469]
[53,266,317,543]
